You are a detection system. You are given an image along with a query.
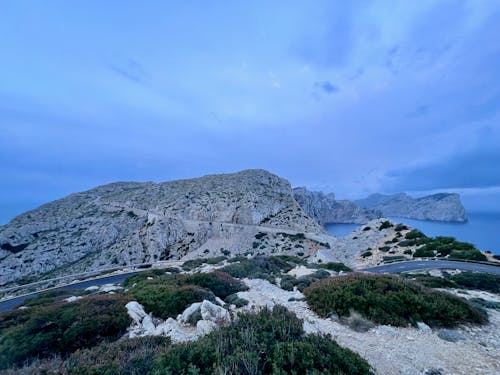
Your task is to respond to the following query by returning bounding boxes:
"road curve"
[363,260,500,275]
[0,260,499,313]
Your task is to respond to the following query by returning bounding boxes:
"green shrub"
[403,249,413,255]
[362,226,371,231]
[180,271,248,299]
[151,306,372,375]
[361,251,372,258]
[402,274,457,289]
[315,262,352,272]
[280,270,331,292]
[219,256,294,281]
[224,293,249,308]
[182,257,227,271]
[125,271,247,319]
[382,255,406,262]
[67,336,172,374]
[449,272,500,293]
[0,295,131,369]
[379,221,393,230]
[413,246,435,258]
[405,230,427,240]
[394,224,408,231]
[304,274,487,328]
[493,255,500,260]
[378,246,391,252]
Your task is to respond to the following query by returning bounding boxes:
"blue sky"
[1,0,500,223]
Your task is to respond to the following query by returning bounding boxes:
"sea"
[325,211,500,255]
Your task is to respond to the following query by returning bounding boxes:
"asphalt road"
[0,260,498,313]
[0,272,138,313]
[363,260,500,275]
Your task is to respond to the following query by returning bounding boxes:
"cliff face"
[292,187,381,225]
[0,170,332,285]
[355,193,467,222]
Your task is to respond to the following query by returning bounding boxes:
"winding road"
[0,260,498,313]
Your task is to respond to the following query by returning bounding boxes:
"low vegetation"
[280,269,331,292]
[6,308,372,374]
[304,274,487,328]
[0,294,131,369]
[219,256,295,281]
[151,306,372,374]
[125,271,247,319]
[405,272,500,294]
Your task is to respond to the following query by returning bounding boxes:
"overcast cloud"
[1,0,500,223]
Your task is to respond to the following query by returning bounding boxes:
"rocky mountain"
[0,170,334,286]
[355,192,467,222]
[292,187,381,224]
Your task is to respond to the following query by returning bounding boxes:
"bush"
[304,274,487,328]
[219,256,294,281]
[67,336,172,374]
[405,230,427,240]
[280,270,331,292]
[125,271,246,319]
[449,272,500,293]
[182,257,226,271]
[394,224,408,231]
[379,221,393,230]
[180,271,248,299]
[151,306,372,374]
[378,246,391,252]
[0,295,131,369]
[315,262,352,272]
[361,251,372,258]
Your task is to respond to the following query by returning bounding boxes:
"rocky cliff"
[355,192,467,222]
[0,170,333,285]
[292,187,381,224]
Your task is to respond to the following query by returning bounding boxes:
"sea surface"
[325,211,500,255]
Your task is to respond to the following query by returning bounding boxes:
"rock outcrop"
[0,169,332,285]
[355,192,466,222]
[292,187,381,224]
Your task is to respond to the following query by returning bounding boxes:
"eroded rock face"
[292,187,381,224]
[355,192,466,222]
[0,170,328,285]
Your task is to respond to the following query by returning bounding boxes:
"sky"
[1,0,500,223]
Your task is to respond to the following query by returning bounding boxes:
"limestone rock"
[417,322,432,333]
[125,301,147,325]
[355,192,466,222]
[200,300,230,323]
[0,169,328,285]
[293,187,381,224]
[196,319,218,336]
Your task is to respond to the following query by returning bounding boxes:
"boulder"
[125,301,147,325]
[200,300,230,323]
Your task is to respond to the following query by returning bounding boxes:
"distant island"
[293,188,466,225]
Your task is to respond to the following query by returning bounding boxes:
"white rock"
[417,322,432,333]
[287,265,316,278]
[85,286,99,292]
[100,284,122,293]
[126,301,147,325]
[196,319,218,335]
[142,315,156,334]
[63,296,83,303]
[200,300,230,323]
[180,302,202,323]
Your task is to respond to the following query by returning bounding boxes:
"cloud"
[314,81,339,94]
[383,147,500,191]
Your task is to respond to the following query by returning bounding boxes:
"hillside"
[355,192,466,222]
[0,170,333,286]
[293,187,381,224]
